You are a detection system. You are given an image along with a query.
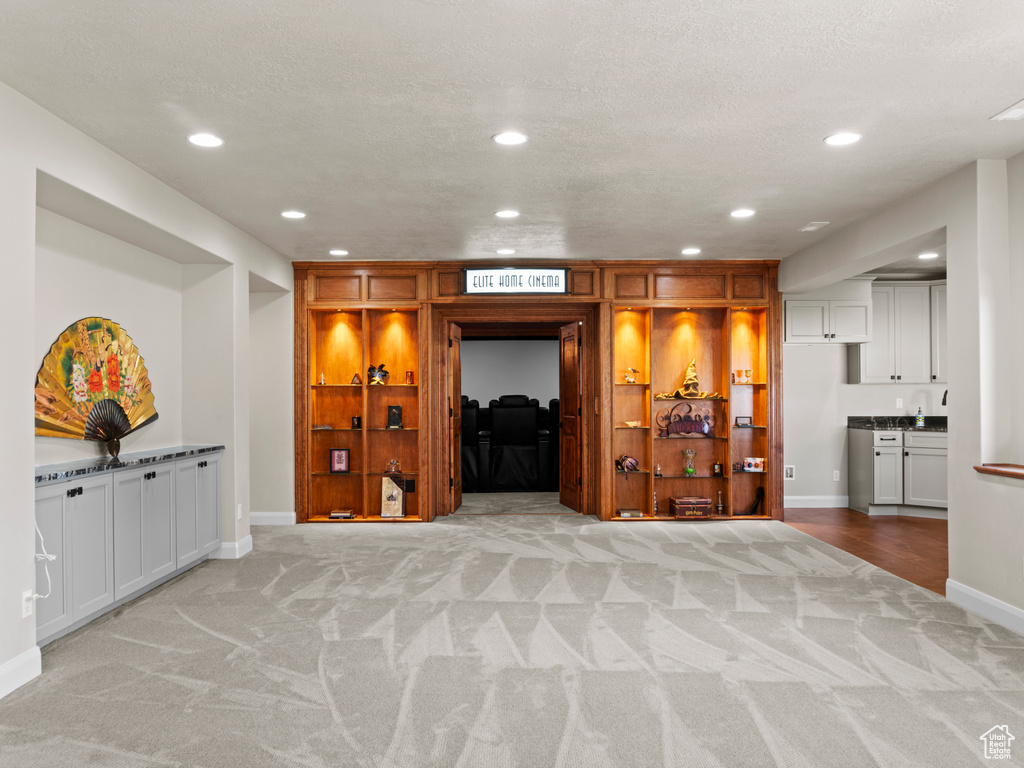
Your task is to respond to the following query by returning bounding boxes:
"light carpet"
[455,491,576,514]
[1,515,1022,767]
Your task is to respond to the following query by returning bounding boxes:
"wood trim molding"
[974,463,1024,481]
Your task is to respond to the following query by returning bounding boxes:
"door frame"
[431,302,601,518]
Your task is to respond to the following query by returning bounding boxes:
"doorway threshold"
[455,492,577,515]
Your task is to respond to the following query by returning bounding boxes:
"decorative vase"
[684,448,697,476]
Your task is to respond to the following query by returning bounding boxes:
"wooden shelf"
[614,382,650,387]
[654,474,725,479]
[615,470,651,475]
[367,427,418,432]
[367,471,419,476]
[653,435,728,441]
[615,425,649,430]
[368,384,418,389]
[312,384,363,388]
[731,382,767,387]
[311,428,361,432]
[733,425,767,429]
[311,471,363,476]
[653,396,728,402]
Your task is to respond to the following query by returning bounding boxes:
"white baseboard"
[251,511,296,525]
[947,579,1024,637]
[212,535,252,560]
[0,646,41,700]
[784,495,850,509]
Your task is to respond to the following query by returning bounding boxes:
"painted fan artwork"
[34,318,158,457]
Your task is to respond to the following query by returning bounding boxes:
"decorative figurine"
[351,416,361,429]
[717,491,725,515]
[368,364,389,385]
[319,373,326,385]
[385,458,401,474]
[406,370,415,385]
[625,367,638,384]
[684,448,697,476]
[351,373,362,385]
[654,463,662,477]
[654,359,721,400]
[624,420,641,428]
[387,404,403,429]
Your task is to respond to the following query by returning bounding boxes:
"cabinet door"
[894,286,931,383]
[859,287,896,383]
[873,447,903,504]
[930,284,947,384]
[175,460,201,567]
[69,475,114,620]
[904,448,948,507]
[830,300,871,343]
[35,484,72,640]
[113,468,147,599]
[146,463,177,581]
[785,300,830,343]
[197,455,221,556]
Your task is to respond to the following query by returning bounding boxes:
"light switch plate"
[896,398,903,409]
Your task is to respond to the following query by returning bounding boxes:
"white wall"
[782,343,946,504]
[34,210,184,464]
[249,289,295,520]
[0,79,293,699]
[462,340,559,406]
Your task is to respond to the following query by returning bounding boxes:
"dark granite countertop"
[848,416,947,432]
[35,444,225,485]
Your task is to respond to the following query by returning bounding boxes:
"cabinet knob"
[824,334,828,339]
[876,451,881,456]
[830,333,836,338]
[905,452,910,457]
[890,375,896,380]
[897,375,902,380]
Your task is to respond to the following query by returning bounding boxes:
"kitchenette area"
[847,415,948,518]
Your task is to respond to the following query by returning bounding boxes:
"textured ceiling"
[2,0,1023,264]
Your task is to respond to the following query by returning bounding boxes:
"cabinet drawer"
[872,431,903,446]
[904,432,947,449]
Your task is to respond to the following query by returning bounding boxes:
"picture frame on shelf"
[330,448,350,473]
[387,404,403,429]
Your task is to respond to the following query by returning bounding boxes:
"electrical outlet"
[236,503,243,521]
[784,465,796,479]
[896,398,903,409]
[833,470,841,482]
[22,590,33,619]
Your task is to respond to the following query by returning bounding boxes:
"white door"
[860,287,895,383]
[830,300,871,343]
[873,447,903,504]
[146,463,177,580]
[894,286,931,383]
[904,448,948,507]
[785,300,830,343]
[930,284,947,384]
[69,475,115,620]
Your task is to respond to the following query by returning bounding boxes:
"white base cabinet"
[848,428,947,515]
[35,448,222,645]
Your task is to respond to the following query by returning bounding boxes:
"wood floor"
[784,508,948,595]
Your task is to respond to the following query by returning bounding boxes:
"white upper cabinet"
[930,284,947,384]
[785,299,871,343]
[849,284,935,384]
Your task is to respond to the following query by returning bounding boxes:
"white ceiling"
[2,0,1024,263]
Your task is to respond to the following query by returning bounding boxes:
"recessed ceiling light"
[496,249,516,255]
[918,252,939,260]
[493,131,528,145]
[990,98,1024,121]
[329,249,348,256]
[494,210,520,218]
[281,210,306,219]
[188,133,223,148]
[681,247,701,256]
[800,222,830,232]
[731,209,756,218]
[824,132,862,146]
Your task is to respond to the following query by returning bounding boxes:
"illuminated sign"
[463,268,568,294]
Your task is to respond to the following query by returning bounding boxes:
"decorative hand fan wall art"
[34,318,158,458]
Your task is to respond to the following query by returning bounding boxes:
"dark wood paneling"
[732,274,765,300]
[615,274,649,300]
[572,270,595,297]
[438,271,461,297]
[654,274,726,300]
[368,275,418,301]
[314,275,361,301]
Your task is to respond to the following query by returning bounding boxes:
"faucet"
[942,390,947,406]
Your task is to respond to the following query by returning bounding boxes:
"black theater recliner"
[487,395,549,491]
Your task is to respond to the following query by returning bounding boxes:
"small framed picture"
[735,416,753,426]
[330,448,350,473]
